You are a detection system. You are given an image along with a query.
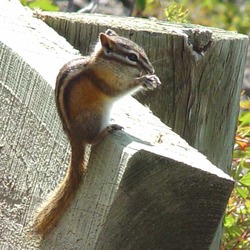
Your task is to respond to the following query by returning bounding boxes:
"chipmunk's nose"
[149,68,155,74]
[144,65,154,75]
[140,57,155,75]
[146,63,155,74]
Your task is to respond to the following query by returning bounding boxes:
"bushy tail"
[32,143,85,238]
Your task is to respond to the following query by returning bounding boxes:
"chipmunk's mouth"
[139,70,152,77]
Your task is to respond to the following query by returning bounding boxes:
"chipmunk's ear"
[105,29,118,37]
[100,33,116,54]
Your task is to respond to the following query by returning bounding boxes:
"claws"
[135,74,161,90]
[107,124,124,132]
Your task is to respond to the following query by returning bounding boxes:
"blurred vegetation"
[221,99,250,250]
[20,0,250,35]
[168,0,250,34]
[136,0,250,34]
[20,0,59,11]
[164,2,188,23]
[20,0,250,248]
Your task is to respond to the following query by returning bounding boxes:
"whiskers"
[151,57,167,66]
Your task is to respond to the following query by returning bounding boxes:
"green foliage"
[164,2,188,23]
[163,0,250,34]
[221,99,250,249]
[186,0,250,34]
[20,0,59,11]
[135,0,250,34]
[135,0,147,12]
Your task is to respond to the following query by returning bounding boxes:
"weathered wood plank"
[95,150,233,250]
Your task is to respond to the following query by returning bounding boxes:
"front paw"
[135,75,161,90]
[107,124,124,132]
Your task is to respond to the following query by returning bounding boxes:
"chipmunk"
[32,29,161,237]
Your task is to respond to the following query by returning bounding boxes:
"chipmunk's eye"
[127,53,138,62]
[107,47,113,53]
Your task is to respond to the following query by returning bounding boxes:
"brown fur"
[32,139,85,237]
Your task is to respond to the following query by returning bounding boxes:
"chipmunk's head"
[94,29,155,77]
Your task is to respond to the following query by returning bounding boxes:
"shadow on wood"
[96,150,233,250]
